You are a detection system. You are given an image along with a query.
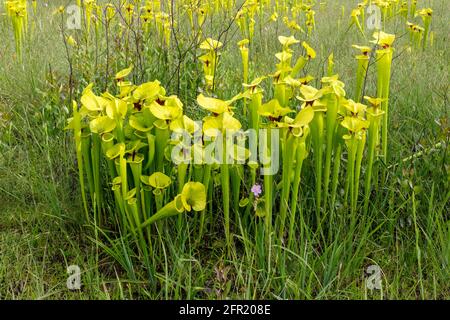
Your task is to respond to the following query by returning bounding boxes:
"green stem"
[263,127,274,245]
[355,56,369,102]
[81,133,95,204]
[177,162,188,228]
[291,56,307,78]
[249,92,262,132]
[155,121,169,172]
[193,164,203,182]
[101,133,116,179]
[345,138,357,217]
[423,18,430,49]
[140,195,185,230]
[274,83,286,107]
[91,133,103,221]
[231,165,243,216]
[278,134,296,241]
[113,186,127,229]
[245,163,257,218]
[177,163,188,193]
[128,198,149,260]
[221,137,231,249]
[310,111,324,217]
[119,144,128,198]
[324,95,338,209]
[129,154,144,217]
[144,133,156,172]
[364,113,381,213]
[331,132,343,210]
[198,164,212,240]
[376,49,393,161]
[354,132,366,213]
[288,140,307,248]
[72,103,89,220]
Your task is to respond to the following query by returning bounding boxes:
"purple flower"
[251,184,262,198]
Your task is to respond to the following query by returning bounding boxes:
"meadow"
[0,0,448,299]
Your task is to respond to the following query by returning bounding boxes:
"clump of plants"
[67,30,397,270]
[4,0,29,62]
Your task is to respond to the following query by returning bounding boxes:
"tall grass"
[0,0,448,300]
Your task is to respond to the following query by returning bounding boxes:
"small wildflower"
[67,36,77,47]
[251,184,262,198]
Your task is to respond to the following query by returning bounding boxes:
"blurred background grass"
[0,0,448,299]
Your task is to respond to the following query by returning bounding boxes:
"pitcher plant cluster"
[3,0,37,62]
[65,18,400,263]
[3,0,433,270]
[348,1,434,49]
[3,1,435,69]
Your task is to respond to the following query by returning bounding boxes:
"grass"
[0,0,449,299]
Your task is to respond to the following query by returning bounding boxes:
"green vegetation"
[0,0,448,299]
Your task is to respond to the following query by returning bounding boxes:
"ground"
[0,0,448,299]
